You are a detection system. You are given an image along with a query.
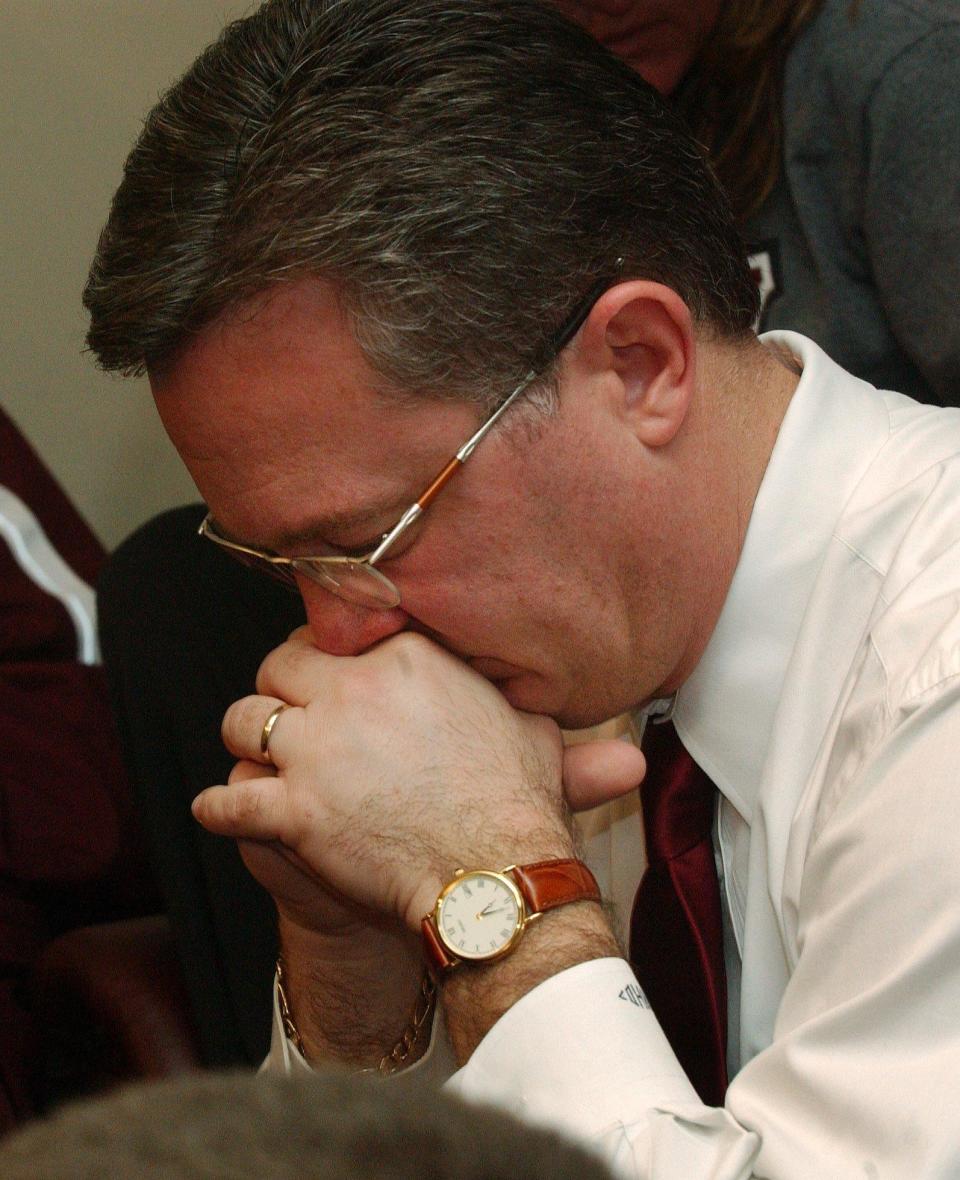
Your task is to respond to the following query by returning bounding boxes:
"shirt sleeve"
[260,972,458,1083]
[725,668,960,1178]
[448,668,960,1179]
[445,958,761,1180]
[864,23,960,406]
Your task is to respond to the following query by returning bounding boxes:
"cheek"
[406,478,528,584]
[392,506,551,646]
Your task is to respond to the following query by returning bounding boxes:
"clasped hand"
[196,628,564,931]
[192,627,646,935]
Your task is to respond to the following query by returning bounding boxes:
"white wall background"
[2,1,253,549]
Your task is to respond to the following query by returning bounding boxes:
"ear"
[577,280,695,447]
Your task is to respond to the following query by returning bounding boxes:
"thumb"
[562,739,646,812]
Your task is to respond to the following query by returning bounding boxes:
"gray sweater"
[744,0,960,405]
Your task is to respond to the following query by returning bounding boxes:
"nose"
[296,575,410,655]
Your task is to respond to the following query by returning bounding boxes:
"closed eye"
[331,511,426,563]
[330,532,389,559]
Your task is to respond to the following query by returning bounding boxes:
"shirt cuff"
[260,972,458,1082]
[444,957,700,1139]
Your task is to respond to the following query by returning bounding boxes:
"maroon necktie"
[629,718,728,1106]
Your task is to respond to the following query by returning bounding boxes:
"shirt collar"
[669,332,892,820]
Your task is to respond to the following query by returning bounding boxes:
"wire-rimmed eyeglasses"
[199,261,624,610]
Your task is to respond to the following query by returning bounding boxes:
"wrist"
[440,898,617,1062]
[417,854,614,1065]
[276,953,436,1074]
[278,914,427,1068]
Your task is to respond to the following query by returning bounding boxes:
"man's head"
[84,0,757,401]
[86,0,782,724]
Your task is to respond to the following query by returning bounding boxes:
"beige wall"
[1,1,252,550]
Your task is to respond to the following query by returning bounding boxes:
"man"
[84,1,960,1175]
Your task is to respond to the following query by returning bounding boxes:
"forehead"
[149,278,481,543]
[156,280,385,460]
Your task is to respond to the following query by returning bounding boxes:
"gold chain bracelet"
[275,956,437,1076]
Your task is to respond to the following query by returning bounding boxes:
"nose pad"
[296,575,409,656]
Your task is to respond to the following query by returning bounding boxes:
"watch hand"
[476,904,510,919]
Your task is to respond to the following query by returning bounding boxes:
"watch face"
[436,871,524,961]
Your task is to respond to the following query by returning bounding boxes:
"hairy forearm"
[278,913,426,1069]
[441,901,620,1063]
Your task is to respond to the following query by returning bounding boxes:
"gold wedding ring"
[259,702,288,757]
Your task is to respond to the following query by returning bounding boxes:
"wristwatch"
[421,858,601,975]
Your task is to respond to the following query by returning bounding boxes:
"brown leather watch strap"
[511,858,601,914]
[422,914,457,974]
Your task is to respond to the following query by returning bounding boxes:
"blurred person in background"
[557,0,960,405]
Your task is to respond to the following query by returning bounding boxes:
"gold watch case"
[432,867,538,963]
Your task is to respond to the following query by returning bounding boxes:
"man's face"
[552,0,723,94]
[151,278,693,727]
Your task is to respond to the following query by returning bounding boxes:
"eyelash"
[338,536,383,558]
[322,509,425,563]
[349,520,423,563]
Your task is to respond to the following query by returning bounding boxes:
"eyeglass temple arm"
[457,259,625,468]
[367,454,466,563]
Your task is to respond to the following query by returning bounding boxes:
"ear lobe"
[579,280,695,448]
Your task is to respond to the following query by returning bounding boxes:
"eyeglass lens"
[291,558,401,609]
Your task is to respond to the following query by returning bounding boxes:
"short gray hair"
[0,1069,616,1179]
[84,0,759,407]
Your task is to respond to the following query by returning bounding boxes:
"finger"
[255,629,336,702]
[228,758,266,784]
[221,695,298,765]
[562,739,646,812]
[191,776,290,842]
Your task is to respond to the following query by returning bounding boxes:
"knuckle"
[380,630,435,679]
[337,660,378,703]
[255,649,283,695]
[224,782,267,831]
[391,630,431,659]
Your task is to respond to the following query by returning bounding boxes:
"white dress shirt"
[269,333,960,1178]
